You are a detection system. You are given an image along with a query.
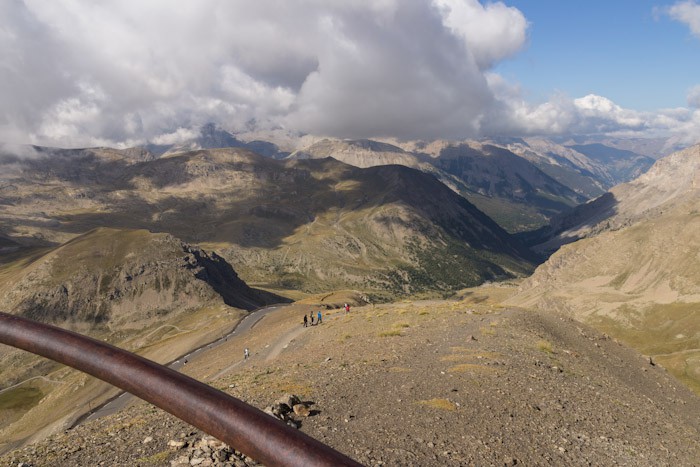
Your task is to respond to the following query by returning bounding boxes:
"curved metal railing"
[0,312,362,466]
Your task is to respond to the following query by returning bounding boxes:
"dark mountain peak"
[196,123,246,149]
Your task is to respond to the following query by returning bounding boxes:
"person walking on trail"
[317,310,322,324]
[344,303,350,313]
[303,314,308,327]
[310,312,314,325]
[244,348,249,360]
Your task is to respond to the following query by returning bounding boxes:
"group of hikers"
[303,310,322,327]
[303,303,351,327]
[244,303,353,360]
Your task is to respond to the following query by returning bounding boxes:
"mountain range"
[1,126,699,463]
[142,124,653,233]
[0,146,534,300]
[287,135,652,233]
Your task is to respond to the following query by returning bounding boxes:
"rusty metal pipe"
[0,312,362,466]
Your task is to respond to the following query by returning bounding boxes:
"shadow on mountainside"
[514,191,619,258]
[3,149,533,264]
[189,248,291,310]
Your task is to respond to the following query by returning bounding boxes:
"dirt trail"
[211,308,342,378]
[0,376,65,395]
[265,325,307,362]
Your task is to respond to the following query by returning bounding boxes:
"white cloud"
[668,1,700,38]
[573,95,645,129]
[285,1,504,139]
[0,0,530,147]
[434,0,528,68]
[0,1,698,148]
[150,128,199,146]
[481,76,700,145]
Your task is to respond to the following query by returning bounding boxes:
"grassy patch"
[273,381,314,397]
[136,451,171,464]
[393,322,410,328]
[252,368,276,382]
[588,302,700,395]
[107,416,147,432]
[379,330,403,337]
[536,340,554,354]
[417,398,456,411]
[0,387,43,411]
[654,351,700,395]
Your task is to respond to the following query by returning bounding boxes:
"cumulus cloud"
[1,0,699,148]
[285,1,500,139]
[0,0,530,147]
[667,0,700,38]
[481,75,700,145]
[434,0,528,68]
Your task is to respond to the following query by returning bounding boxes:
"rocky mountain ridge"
[2,228,268,327]
[135,124,659,232]
[289,135,654,233]
[0,226,279,454]
[145,123,290,159]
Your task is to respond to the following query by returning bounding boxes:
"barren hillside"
[508,144,700,393]
[534,144,700,253]
[292,138,594,232]
[2,287,699,466]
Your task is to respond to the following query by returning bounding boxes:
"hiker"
[303,314,308,327]
[317,310,322,324]
[244,348,249,360]
[310,312,314,325]
[344,303,350,313]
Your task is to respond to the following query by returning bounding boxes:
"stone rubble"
[169,395,308,467]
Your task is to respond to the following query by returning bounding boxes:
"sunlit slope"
[508,145,700,392]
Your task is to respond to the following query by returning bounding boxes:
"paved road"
[73,305,284,427]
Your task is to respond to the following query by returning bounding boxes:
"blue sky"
[496,1,700,110]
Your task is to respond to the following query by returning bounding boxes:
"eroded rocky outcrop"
[2,228,270,327]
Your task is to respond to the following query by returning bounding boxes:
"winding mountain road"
[74,304,287,426]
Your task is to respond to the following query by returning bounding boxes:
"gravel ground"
[3,290,700,466]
